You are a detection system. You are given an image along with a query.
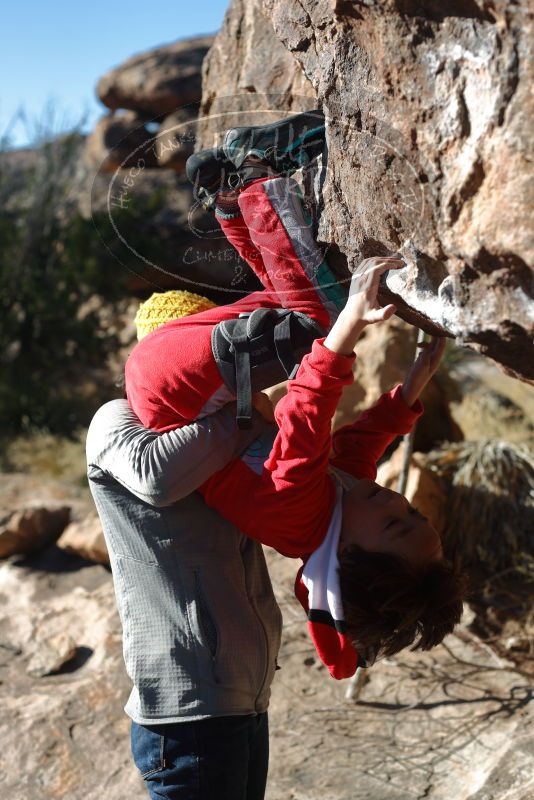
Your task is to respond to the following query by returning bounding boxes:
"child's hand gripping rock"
[401,336,446,407]
[325,256,405,356]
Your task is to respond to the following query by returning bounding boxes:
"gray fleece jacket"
[86,399,282,724]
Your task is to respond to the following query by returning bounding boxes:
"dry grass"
[419,439,534,572]
[418,439,534,668]
[0,430,88,487]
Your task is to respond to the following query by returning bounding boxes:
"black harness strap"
[233,330,253,429]
[273,312,300,379]
[236,309,299,429]
[213,307,322,430]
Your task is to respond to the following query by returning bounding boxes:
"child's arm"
[330,385,423,479]
[330,337,446,479]
[200,338,355,556]
[200,257,405,556]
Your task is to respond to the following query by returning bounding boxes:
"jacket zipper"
[241,550,273,707]
[250,594,271,708]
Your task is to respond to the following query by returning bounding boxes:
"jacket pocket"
[194,570,220,665]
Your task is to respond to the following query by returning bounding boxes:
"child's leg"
[207,175,347,429]
[237,176,348,330]
[128,176,347,433]
[215,204,276,293]
[216,177,347,326]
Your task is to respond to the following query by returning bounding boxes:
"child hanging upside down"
[125,111,467,677]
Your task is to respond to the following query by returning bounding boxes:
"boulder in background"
[58,514,109,566]
[97,36,213,116]
[0,506,71,558]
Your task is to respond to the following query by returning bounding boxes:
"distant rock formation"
[58,514,109,566]
[87,36,212,174]
[198,0,534,382]
[0,474,87,558]
[2,35,262,299]
[97,36,213,116]
[0,505,70,558]
[84,33,263,298]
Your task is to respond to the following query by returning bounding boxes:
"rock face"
[199,0,315,142]
[199,0,533,382]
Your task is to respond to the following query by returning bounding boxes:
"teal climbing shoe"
[186,147,237,210]
[222,109,325,171]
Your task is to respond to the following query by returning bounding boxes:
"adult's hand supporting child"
[252,391,276,424]
[324,256,405,356]
[401,336,446,408]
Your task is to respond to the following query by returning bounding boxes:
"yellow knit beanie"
[134,290,217,340]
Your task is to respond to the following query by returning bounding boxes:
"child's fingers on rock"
[369,303,396,323]
[354,256,403,273]
[349,272,372,294]
[433,338,447,360]
[430,337,446,354]
[370,261,404,278]
[376,257,405,268]
[417,338,445,352]
[352,257,378,273]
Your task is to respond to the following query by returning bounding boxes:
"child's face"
[340,479,443,566]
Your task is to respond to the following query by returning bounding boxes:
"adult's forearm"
[86,400,265,507]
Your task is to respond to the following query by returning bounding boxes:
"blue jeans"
[131,713,269,799]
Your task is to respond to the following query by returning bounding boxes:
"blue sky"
[0,0,228,149]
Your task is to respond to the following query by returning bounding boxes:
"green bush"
[0,130,166,437]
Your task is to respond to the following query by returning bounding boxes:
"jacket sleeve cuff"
[306,337,356,379]
[390,383,424,421]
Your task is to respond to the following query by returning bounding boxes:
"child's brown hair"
[338,545,468,665]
